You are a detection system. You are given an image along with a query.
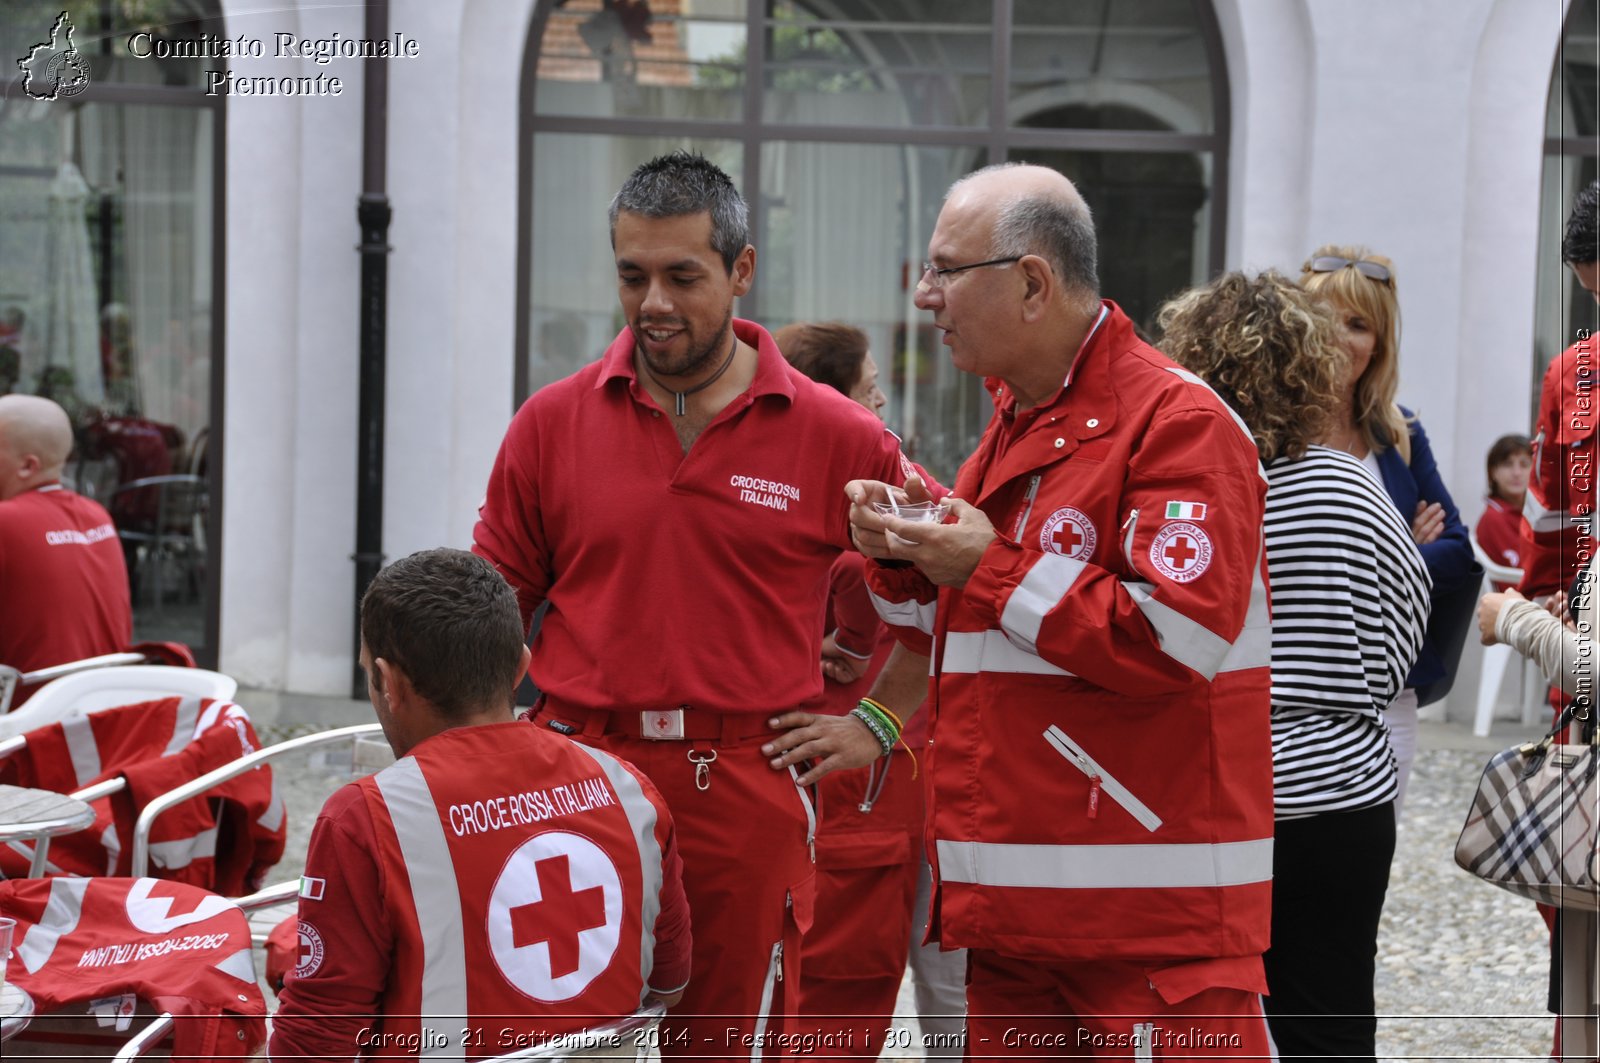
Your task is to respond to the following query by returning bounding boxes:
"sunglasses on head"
[1306,256,1392,284]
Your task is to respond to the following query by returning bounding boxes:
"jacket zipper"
[1012,474,1043,541]
[1121,508,1139,570]
[750,936,784,1060]
[1044,724,1163,832]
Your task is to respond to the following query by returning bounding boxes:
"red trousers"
[796,750,923,1059]
[540,709,817,1063]
[965,950,1276,1060]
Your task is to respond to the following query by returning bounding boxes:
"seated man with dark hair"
[270,548,690,1060]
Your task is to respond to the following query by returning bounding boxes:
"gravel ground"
[248,699,1561,1061]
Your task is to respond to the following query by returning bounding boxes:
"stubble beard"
[634,309,734,382]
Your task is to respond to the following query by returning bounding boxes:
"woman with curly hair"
[1300,247,1475,816]
[1159,271,1430,1063]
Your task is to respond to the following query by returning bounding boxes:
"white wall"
[221,0,363,693]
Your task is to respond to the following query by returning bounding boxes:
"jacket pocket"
[1043,724,1163,832]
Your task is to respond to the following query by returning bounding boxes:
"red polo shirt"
[474,319,909,716]
[0,484,131,695]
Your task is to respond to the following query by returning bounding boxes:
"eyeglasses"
[919,256,1021,289]
[1305,256,1393,284]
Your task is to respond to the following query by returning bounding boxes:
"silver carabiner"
[687,748,718,791]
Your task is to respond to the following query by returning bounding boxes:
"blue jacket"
[1372,408,1476,689]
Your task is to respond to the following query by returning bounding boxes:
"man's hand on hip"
[762,711,883,786]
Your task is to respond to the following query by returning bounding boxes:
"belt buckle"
[641,708,686,740]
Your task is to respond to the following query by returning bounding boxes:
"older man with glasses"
[767,162,1278,1056]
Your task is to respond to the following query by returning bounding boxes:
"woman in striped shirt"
[1159,271,1430,1063]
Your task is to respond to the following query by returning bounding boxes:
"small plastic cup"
[872,500,949,524]
[0,915,15,992]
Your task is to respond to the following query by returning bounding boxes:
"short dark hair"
[1485,433,1531,497]
[1564,180,1599,265]
[360,548,526,718]
[774,321,870,396]
[609,151,750,272]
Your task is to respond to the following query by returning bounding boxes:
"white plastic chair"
[1469,526,1545,736]
[0,652,147,715]
[0,665,237,740]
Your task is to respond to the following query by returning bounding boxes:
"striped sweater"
[1265,447,1430,817]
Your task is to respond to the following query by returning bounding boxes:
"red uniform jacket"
[0,696,284,894]
[1519,336,1597,597]
[867,303,1274,964]
[0,875,266,1059]
[270,722,690,1061]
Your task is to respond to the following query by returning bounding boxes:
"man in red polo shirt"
[473,152,911,1058]
[0,394,130,700]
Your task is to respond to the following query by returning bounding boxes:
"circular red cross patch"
[1039,506,1097,560]
[1148,521,1213,583]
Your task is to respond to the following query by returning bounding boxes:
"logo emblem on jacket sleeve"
[1039,507,1097,560]
[1148,521,1213,583]
[489,830,623,1002]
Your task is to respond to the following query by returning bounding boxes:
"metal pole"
[352,0,391,698]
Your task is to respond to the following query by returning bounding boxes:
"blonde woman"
[1300,247,1475,816]
[1160,271,1429,1063]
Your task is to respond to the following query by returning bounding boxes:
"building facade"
[0,0,1593,701]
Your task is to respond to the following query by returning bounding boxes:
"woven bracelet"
[850,705,895,757]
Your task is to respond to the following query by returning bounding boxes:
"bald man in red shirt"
[0,395,130,701]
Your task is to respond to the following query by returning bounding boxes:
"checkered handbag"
[1455,720,1600,910]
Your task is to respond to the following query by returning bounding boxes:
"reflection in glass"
[763,0,992,128]
[528,133,742,396]
[0,101,213,649]
[1546,0,1598,140]
[535,0,747,122]
[1010,0,1213,134]
[1009,144,1210,335]
[2,0,227,91]
[760,141,986,484]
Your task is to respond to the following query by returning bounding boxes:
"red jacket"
[0,696,284,894]
[270,722,690,1061]
[1519,336,1597,597]
[0,876,266,1059]
[867,303,1274,963]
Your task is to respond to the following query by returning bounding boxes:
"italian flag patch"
[299,876,326,901]
[1165,501,1207,521]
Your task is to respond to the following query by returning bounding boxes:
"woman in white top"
[1161,270,1430,1063]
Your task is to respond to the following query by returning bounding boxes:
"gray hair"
[952,163,1100,299]
[608,151,750,272]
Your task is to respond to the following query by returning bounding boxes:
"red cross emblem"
[489,830,623,1002]
[1162,535,1198,570]
[1039,507,1096,559]
[1053,522,1084,554]
[509,854,608,979]
[1148,521,1213,583]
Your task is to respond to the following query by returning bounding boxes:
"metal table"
[0,784,95,877]
[0,983,34,1041]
